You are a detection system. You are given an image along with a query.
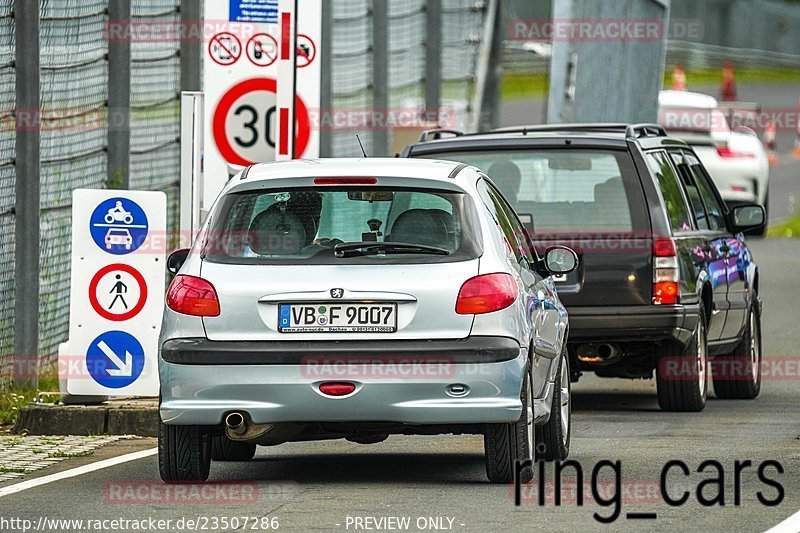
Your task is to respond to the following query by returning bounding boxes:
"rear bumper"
[159,337,527,426]
[565,304,699,346]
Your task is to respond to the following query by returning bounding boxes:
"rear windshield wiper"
[333,241,451,258]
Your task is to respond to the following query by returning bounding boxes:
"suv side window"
[669,151,710,231]
[477,179,531,265]
[645,151,693,233]
[686,153,726,231]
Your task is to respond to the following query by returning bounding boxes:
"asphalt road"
[0,237,798,533]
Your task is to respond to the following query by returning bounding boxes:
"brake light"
[319,382,356,396]
[166,275,220,317]
[314,177,377,185]
[717,146,755,159]
[455,273,517,315]
[652,238,678,305]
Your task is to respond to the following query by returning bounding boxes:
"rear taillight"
[166,275,220,317]
[456,273,517,315]
[717,146,755,159]
[652,238,678,305]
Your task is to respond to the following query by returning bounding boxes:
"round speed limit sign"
[212,78,311,166]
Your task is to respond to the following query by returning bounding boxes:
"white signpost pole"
[179,91,204,237]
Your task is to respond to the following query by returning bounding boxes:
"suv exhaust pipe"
[576,343,622,366]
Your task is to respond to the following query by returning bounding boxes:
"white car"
[659,90,769,233]
[159,158,577,482]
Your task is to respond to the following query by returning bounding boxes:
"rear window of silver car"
[203,186,483,264]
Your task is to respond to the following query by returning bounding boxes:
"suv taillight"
[456,273,517,315]
[166,275,221,316]
[652,238,679,305]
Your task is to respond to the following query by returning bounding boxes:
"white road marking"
[0,448,157,498]
[766,510,800,533]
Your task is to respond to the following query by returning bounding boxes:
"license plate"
[278,303,397,333]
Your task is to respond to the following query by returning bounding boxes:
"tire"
[484,364,534,484]
[158,419,211,483]
[211,435,257,461]
[535,351,571,461]
[713,300,762,399]
[656,306,708,412]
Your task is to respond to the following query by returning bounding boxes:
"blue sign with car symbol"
[89,197,148,254]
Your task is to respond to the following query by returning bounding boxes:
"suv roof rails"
[624,123,667,139]
[418,129,464,142]
[492,123,632,135]
[491,123,669,139]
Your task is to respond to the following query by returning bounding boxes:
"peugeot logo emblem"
[330,288,344,299]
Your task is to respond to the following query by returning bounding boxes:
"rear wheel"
[158,419,211,483]
[713,300,762,399]
[535,351,571,461]
[484,365,533,484]
[211,435,257,461]
[656,307,708,412]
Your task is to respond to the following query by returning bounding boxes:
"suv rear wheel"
[158,419,211,482]
[713,300,762,399]
[535,351,570,461]
[210,435,257,461]
[656,307,708,412]
[484,365,533,484]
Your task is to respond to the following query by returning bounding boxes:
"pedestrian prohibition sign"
[86,330,146,389]
[88,263,148,322]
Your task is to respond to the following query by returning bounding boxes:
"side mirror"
[167,248,190,275]
[730,204,765,233]
[543,246,578,275]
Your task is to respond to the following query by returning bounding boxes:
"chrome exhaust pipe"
[225,412,247,435]
[576,343,622,365]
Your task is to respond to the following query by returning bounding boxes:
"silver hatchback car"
[158,158,577,483]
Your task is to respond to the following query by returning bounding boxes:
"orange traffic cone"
[795,99,800,159]
[720,61,737,102]
[763,121,780,165]
[671,64,687,91]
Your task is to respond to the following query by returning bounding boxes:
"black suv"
[402,124,765,412]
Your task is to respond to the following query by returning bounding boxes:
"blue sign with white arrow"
[89,197,149,255]
[86,331,145,389]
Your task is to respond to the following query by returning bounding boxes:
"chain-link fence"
[130,0,181,241]
[0,0,13,389]
[329,0,486,157]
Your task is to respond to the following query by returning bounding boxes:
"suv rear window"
[204,186,482,264]
[414,149,647,233]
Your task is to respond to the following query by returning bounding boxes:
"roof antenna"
[355,134,368,157]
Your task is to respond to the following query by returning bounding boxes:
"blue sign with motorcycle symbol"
[89,197,149,254]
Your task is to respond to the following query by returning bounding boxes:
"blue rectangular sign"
[229,0,279,24]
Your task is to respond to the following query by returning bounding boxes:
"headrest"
[388,208,449,248]
[248,204,306,255]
